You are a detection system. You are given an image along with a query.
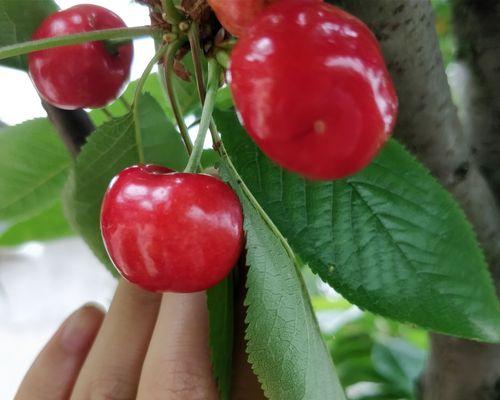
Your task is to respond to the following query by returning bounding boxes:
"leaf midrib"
[0,162,69,214]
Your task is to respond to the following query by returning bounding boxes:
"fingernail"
[60,303,104,353]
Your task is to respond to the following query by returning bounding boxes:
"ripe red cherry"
[229,1,398,180]
[208,0,278,37]
[208,0,320,37]
[28,4,133,110]
[100,165,244,293]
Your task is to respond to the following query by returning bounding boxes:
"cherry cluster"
[27,0,397,293]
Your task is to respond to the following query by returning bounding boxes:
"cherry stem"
[163,39,193,154]
[101,107,114,120]
[119,96,131,112]
[188,118,201,129]
[188,23,206,103]
[188,24,221,146]
[103,38,132,55]
[184,59,220,173]
[132,42,170,163]
[161,0,183,24]
[0,26,158,61]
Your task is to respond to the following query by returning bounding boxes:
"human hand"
[15,280,263,400]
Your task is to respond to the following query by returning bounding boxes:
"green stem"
[103,38,132,55]
[101,108,114,120]
[184,59,220,173]
[132,43,170,163]
[209,120,222,144]
[188,23,206,102]
[163,39,193,154]
[119,96,131,112]
[161,0,183,24]
[0,26,157,61]
[187,26,221,146]
[188,118,201,129]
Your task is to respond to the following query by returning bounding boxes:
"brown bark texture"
[329,1,500,399]
[451,0,500,201]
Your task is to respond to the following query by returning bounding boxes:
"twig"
[42,101,94,158]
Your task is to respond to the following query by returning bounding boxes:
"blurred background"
[0,0,454,398]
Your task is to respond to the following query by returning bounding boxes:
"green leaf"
[215,86,234,111]
[207,274,234,400]
[0,201,73,246]
[329,320,381,387]
[216,109,500,342]
[221,161,346,400]
[201,149,220,169]
[0,118,71,222]
[89,73,172,126]
[372,338,426,395]
[0,0,58,70]
[64,94,188,271]
[327,315,423,399]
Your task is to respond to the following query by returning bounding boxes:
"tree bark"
[328,1,500,399]
[451,0,500,201]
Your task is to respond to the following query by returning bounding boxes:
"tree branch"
[42,101,94,157]
[328,1,500,399]
[451,0,500,201]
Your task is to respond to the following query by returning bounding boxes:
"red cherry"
[229,1,398,180]
[208,0,278,37]
[28,4,133,110]
[100,165,244,293]
[208,0,320,37]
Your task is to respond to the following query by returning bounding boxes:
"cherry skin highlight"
[229,1,398,180]
[28,4,133,110]
[100,165,244,293]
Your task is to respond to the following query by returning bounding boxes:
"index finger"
[136,291,218,400]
